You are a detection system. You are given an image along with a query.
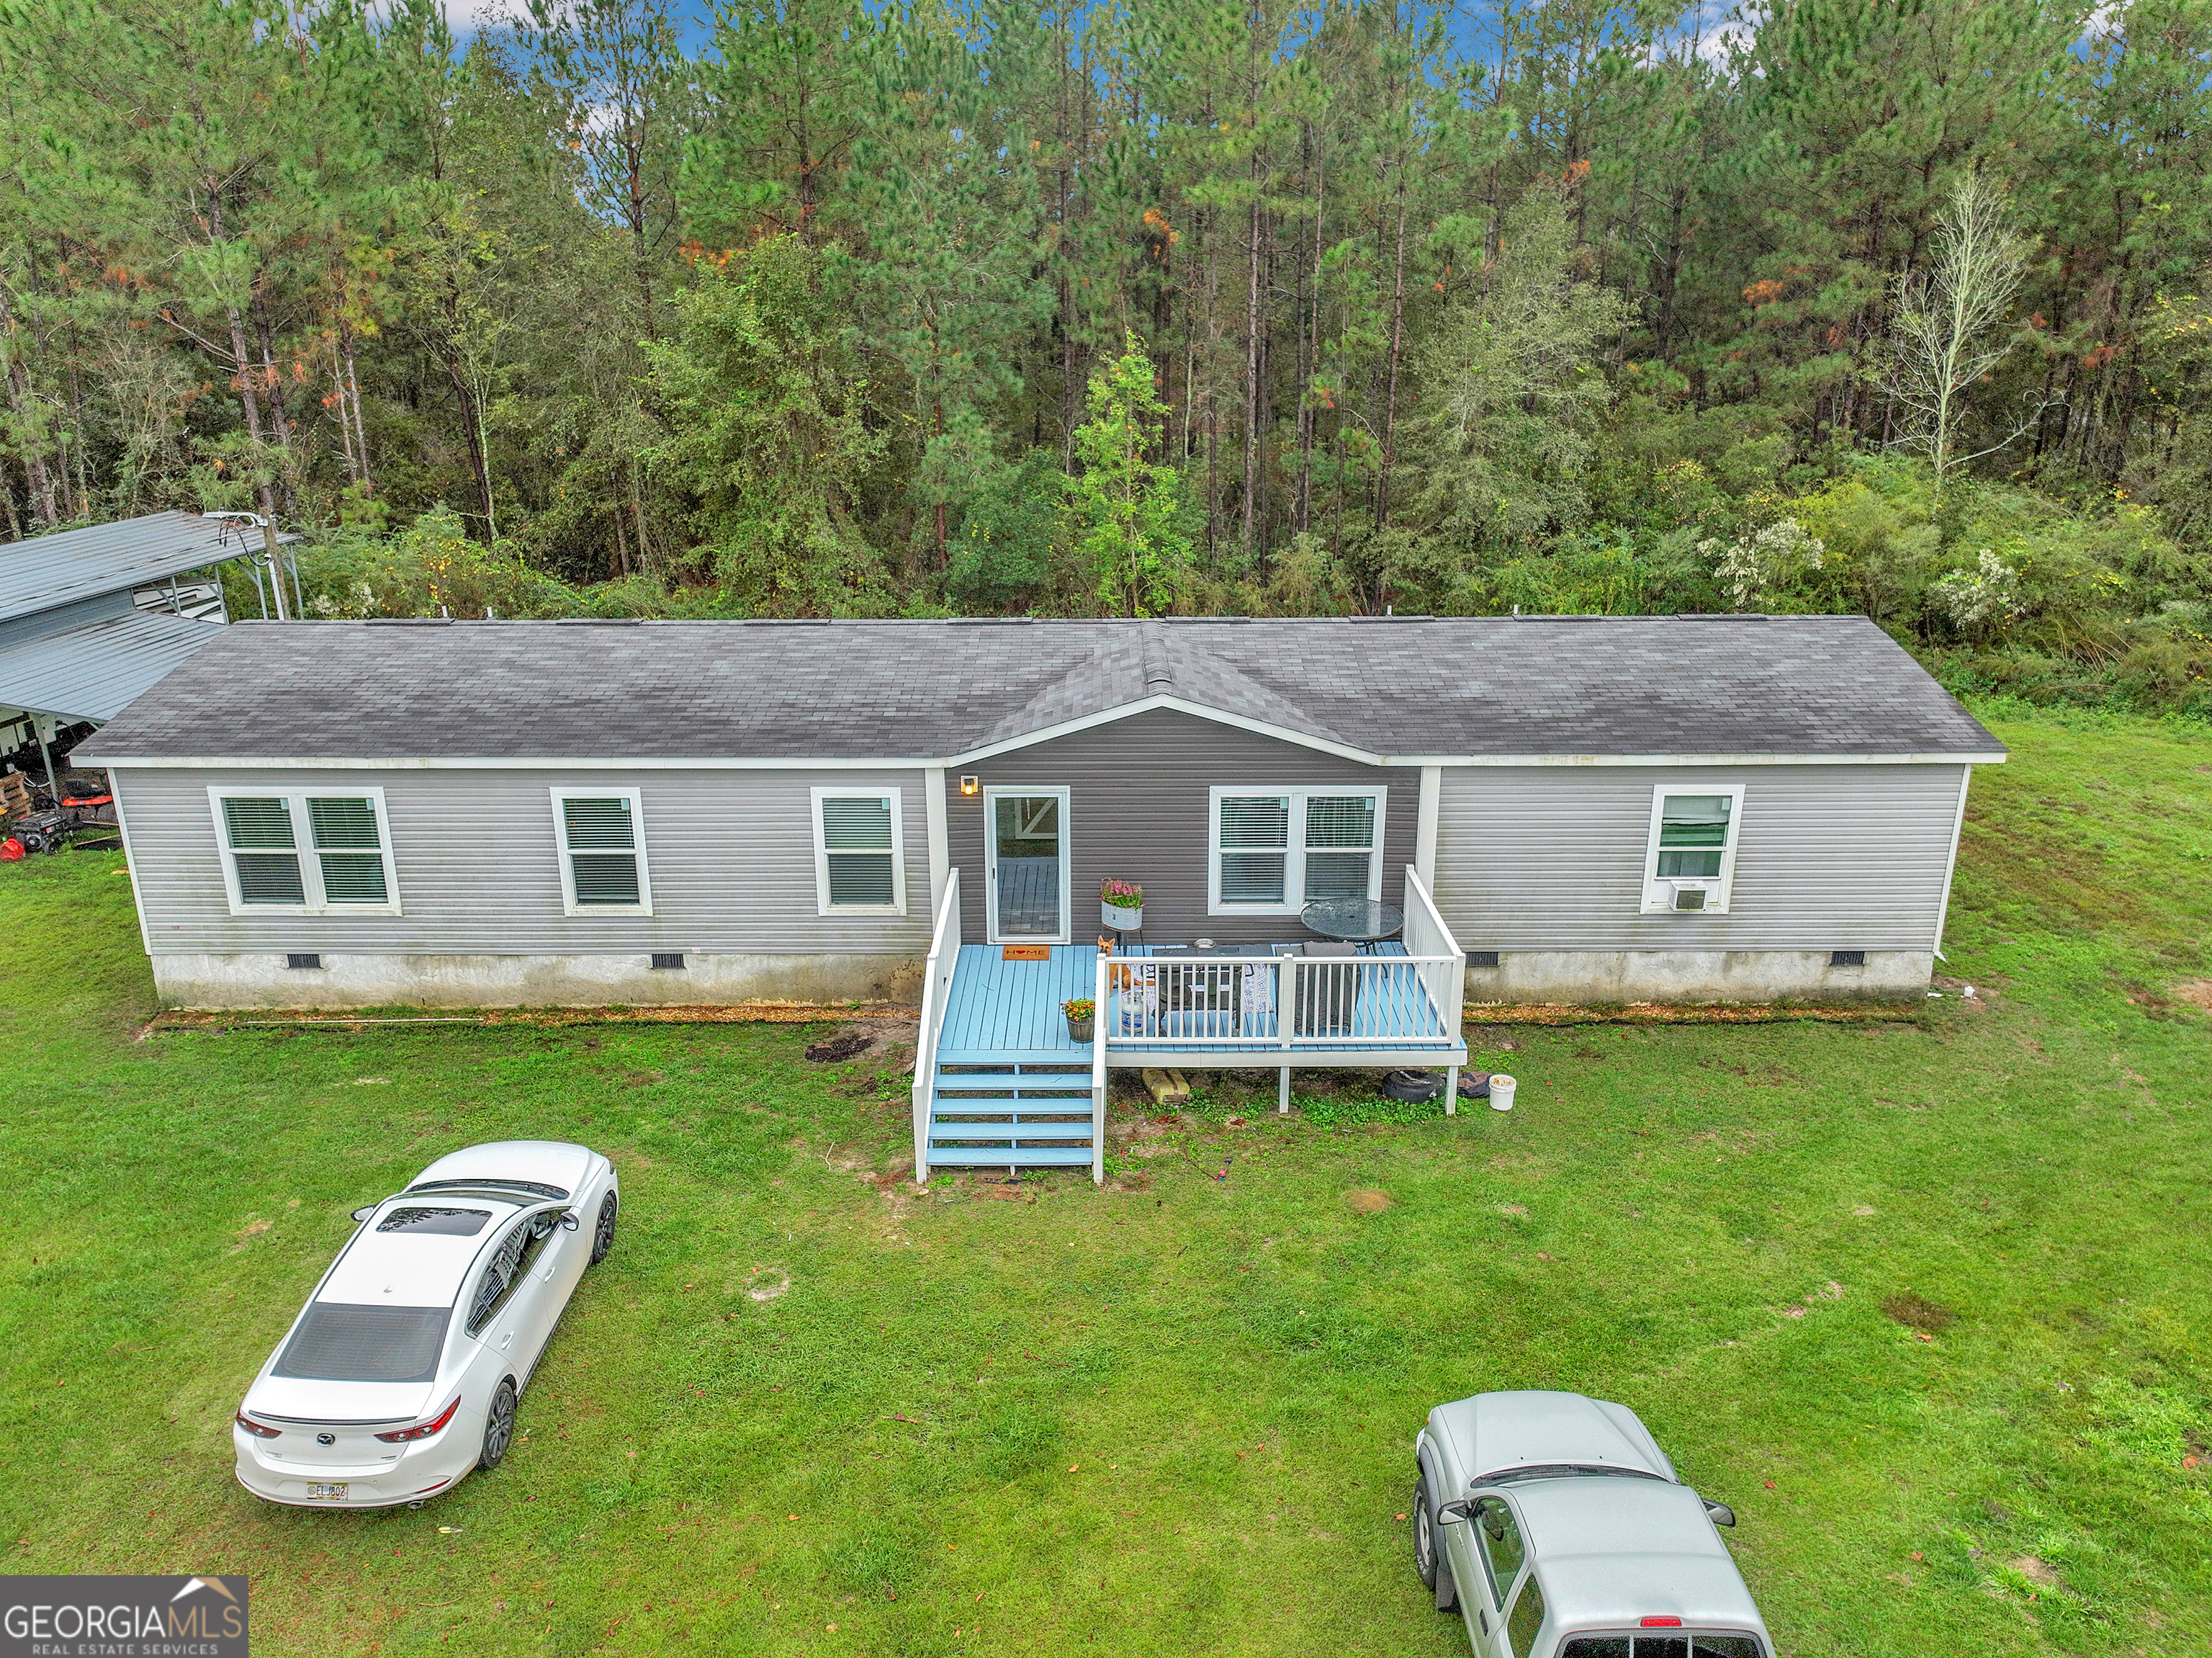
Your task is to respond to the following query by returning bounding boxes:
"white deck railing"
[1100,867,1467,1059]
[1401,861,1467,1020]
[1091,952,1109,1183]
[909,868,961,1183]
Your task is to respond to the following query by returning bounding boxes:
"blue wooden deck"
[935,943,1460,1066]
[938,945,1094,1063]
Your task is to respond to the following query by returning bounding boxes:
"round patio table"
[1300,897,1404,948]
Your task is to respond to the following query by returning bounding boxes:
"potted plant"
[1062,998,1096,1042]
[1100,878,1143,931]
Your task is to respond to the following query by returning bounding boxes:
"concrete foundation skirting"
[151,951,927,1011]
[1462,948,1932,1005]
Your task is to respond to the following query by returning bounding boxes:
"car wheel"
[478,1380,516,1471]
[589,1191,618,1265]
[1415,1471,1459,1612]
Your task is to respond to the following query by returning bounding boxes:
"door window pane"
[1473,1497,1526,1608]
[1506,1574,1547,1656]
[994,795,1061,935]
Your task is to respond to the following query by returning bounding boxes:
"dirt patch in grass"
[2170,980,2212,1011]
[1882,1291,1957,1335]
[1344,1189,1392,1214]
[806,1031,873,1063]
[2010,1555,2062,1588]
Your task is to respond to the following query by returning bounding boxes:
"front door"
[986,789,1069,943]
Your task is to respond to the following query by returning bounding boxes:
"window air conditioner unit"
[1669,881,1712,912]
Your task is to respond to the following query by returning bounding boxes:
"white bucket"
[1488,1073,1517,1112]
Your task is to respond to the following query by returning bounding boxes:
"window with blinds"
[1302,794,1377,900]
[813,789,905,915]
[1217,794,1290,905]
[222,797,305,905]
[1210,788,1384,911]
[210,790,400,914]
[552,790,651,913]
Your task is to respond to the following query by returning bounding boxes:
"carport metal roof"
[0,510,271,623]
[0,609,230,725]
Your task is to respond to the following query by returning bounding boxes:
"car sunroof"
[377,1206,494,1237]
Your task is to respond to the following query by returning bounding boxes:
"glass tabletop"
[1299,898,1405,941]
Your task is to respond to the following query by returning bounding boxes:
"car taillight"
[235,1412,281,1438]
[375,1396,463,1443]
[1641,1617,1684,1628]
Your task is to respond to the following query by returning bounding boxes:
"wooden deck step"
[928,1119,1094,1142]
[938,1067,1092,1093]
[925,1145,1097,1168]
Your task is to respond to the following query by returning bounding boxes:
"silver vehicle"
[1413,1391,1771,1658]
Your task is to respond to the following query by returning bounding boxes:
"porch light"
[959,775,979,796]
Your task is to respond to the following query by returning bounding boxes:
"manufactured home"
[78,614,2000,1176]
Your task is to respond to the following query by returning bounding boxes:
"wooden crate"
[0,773,30,819]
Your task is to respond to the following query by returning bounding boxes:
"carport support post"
[33,716,55,792]
[1444,1066,1459,1116]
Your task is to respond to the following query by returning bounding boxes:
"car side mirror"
[1704,1500,1736,1528]
[559,1211,582,1232]
[351,1205,377,1224]
[1435,1500,1470,1526]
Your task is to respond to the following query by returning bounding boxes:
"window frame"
[1471,1495,1527,1613]
[1640,782,1747,915]
[550,787,653,917]
[981,786,1069,944]
[1207,786,1387,915]
[207,787,402,918]
[811,786,907,918]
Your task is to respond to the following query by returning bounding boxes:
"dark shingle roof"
[75,614,2002,763]
[0,511,269,622]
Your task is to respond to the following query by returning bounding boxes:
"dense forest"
[4,1,2212,711]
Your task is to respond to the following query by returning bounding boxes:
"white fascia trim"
[947,695,1388,767]
[1412,750,2009,768]
[88,745,2008,771]
[89,755,942,771]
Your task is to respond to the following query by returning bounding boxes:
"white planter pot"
[1488,1073,1517,1112]
[1102,902,1143,931]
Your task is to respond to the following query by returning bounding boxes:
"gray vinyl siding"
[1433,763,1968,952]
[113,764,932,956]
[948,708,1415,944]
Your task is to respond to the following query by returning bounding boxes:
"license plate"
[306,1482,349,1500]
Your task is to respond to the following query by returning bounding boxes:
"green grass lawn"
[3,705,2208,1657]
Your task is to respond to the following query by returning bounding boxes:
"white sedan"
[233,1140,618,1509]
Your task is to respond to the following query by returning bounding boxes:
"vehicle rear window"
[274,1303,451,1383]
[377,1206,492,1237]
[1559,1638,1763,1658]
[408,1178,570,1201]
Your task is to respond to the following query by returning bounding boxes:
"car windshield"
[1559,1636,1763,1658]
[1480,1463,1670,1486]
[377,1206,493,1237]
[274,1302,451,1384]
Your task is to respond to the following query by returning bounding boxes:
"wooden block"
[1001,944,1050,962]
